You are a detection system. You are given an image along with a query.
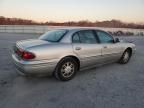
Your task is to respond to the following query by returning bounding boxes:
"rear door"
[72,30,102,68]
[95,30,123,62]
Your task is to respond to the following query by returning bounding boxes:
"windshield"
[39,30,67,42]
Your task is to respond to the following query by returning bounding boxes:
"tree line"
[0,16,144,29]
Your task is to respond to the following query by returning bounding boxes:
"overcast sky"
[0,0,144,23]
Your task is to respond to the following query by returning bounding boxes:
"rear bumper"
[12,54,58,76]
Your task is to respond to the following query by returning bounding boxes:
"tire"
[119,49,131,64]
[54,57,78,81]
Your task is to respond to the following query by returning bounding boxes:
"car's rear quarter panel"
[27,43,76,62]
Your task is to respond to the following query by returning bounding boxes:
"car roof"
[53,27,102,32]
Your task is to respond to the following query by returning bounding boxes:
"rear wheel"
[119,49,131,64]
[54,57,78,81]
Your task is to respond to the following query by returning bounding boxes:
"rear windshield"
[39,30,67,42]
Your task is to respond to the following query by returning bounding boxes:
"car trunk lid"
[16,39,51,50]
[13,39,52,60]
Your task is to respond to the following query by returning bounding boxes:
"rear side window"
[72,30,97,44]
[96,31,114,43]
[73,33,80,43]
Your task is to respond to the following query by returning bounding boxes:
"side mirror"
[115,38,120,43]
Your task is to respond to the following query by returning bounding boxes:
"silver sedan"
[12,28,136,81]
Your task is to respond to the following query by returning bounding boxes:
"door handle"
[75,47,81,50]
[103,46,107,48]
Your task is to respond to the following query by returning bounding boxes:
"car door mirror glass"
[115,38,120,43]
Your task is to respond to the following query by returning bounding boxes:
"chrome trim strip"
[80,52,122,59]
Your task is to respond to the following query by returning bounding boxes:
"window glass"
[97,31,114,43]
[39,30,67,42]
[74,30,97,44]
[73,33,80,43]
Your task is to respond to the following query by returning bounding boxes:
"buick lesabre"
[12,28,136,81]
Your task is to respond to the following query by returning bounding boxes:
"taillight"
[22,51,35,60]
[15,48,35,60]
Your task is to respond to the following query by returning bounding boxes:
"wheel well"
[61,56,80,71]
[126,47,132,57]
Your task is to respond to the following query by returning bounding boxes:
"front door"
[96,30,123,63]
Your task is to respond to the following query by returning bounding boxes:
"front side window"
[39,30,67,42]
[73,30,97,44]
[96,31,114,43]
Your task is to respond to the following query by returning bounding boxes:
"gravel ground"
[0,33,144,108]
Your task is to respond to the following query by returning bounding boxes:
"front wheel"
[54,57,78,81]
[119,49,131,64]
